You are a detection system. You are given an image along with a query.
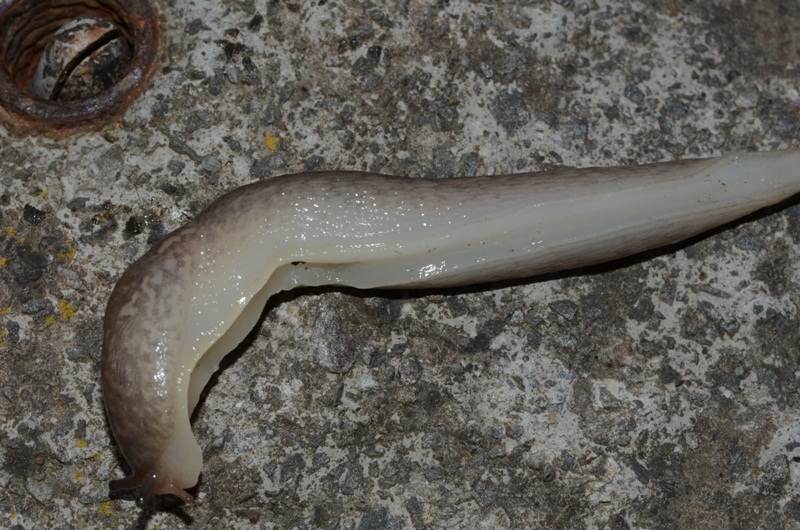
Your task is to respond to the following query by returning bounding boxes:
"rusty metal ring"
[0,0,160,136]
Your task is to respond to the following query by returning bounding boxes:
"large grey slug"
[101,149,800,505]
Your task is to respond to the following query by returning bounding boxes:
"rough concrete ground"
[1,0,800,528]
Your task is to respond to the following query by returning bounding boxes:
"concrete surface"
[1,0,800,528]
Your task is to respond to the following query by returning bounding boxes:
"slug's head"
[101,243,203,506]
[103,383,201,507]
[109,463,195,507]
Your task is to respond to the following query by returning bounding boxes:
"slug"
[101,149,800,505]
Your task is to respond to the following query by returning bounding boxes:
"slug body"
[101,150,800,504]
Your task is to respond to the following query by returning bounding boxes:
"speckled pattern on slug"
[101,230,196,471]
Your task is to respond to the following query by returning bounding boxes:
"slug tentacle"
[101,149,800,504]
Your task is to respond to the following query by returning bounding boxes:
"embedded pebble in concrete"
[0,1,799,528]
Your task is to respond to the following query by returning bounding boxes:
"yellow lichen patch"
[0,327,7,349]
[58,248,76,260]
[4,226,13,237]
[76,439,88,448]
[97,501,113,516]
[58,300,76,320]
[0,258,6,268]
[265,135,280,152]
[1,307,9,315]
[74,473,81,481]
[57,240,76,260]
[37,189,49,198]
[45,316,56,326]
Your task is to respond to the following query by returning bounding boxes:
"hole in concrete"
[0,0,160,135]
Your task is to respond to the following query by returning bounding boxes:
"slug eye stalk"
[101,149,800,505]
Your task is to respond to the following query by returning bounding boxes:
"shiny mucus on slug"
[101,149,800,506]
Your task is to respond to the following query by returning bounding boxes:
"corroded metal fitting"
[0,0,160,136]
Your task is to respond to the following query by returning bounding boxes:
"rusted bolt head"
[0,0,160,136]
[29,15,132,102]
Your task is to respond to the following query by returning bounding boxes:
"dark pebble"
[11,246,48,284]
[150,99,169,119]
[624,85,645,104]
[491,88,530,134]
[66,348,89,361]
[398,358,422,385]
[346,24,375,48]
[341,104,354,123]
[303,155,325,172]
[629,298,655,322]
[339,130,355,150]
[356,507,400,530]
[185,19,208,35]
[473,480,497,507]
[124,217,143,238]
[250,156,272,179]
[662,95,690,120]
[458,151,480,177]
[549,299,579,321]
[222,136,242,152]
[425,148,454,179]
[367,45,382,63]
[773,112,800,139]
[158,181,186,197]
[248,14,263,32]
[167,159,185,177]
[202,155,222,174]
[23,205,45,224]
[21,299,48,314]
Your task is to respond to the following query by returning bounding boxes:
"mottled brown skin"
[102,231,196,505]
